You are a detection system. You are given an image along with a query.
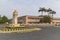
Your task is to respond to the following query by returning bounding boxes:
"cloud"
[0,0,60,18]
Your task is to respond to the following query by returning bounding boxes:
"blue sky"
[0,0,60,18]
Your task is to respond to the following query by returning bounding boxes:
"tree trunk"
[52,14,53,23]
[48,12,50,16]
[52,14,53,19]
[41,11,43,16]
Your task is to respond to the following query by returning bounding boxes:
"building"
[18,15,43,25]
[18,15,60,25]
[52,18,60,24]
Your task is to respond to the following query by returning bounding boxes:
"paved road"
[0,27,60,40]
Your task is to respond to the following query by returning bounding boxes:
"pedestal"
[9,24,20,27]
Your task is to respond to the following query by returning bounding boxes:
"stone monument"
[9,10,20,27]
[13,10,18,24]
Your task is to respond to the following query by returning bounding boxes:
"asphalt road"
[0,27,60,40]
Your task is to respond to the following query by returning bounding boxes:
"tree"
[40,16,52,23]
[0,16,9,24]
[47,8,52,16]
[0,16,2,23]
[38,7,46,16]
[49,11,56,19]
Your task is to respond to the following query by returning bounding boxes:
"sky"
[0,0,60,18]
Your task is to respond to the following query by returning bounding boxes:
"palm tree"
[38,7,46,16]
[49,11,56,19]
[47,8,52,16]
[49,11,56,24]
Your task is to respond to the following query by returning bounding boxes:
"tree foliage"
[40,16,52,23]
[0,16,9,24]
[38,7,56,17]
[38,7,46,15]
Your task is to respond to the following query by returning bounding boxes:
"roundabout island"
[0,27,41,33]
[0,10,41,33]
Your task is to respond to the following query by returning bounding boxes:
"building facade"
[52,18,60,24]
[18,15,43,25]
[18,15,60,25]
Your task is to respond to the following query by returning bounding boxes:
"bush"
[40,16,52,23]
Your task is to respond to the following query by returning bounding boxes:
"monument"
[9,10,20,27]
[13,10,18,24]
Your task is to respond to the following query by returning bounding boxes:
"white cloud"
[0,0,60,18]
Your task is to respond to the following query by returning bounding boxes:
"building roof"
[18,15,60,20]
[19,15,38,17]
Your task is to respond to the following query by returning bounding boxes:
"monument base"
[9,24,20,27]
